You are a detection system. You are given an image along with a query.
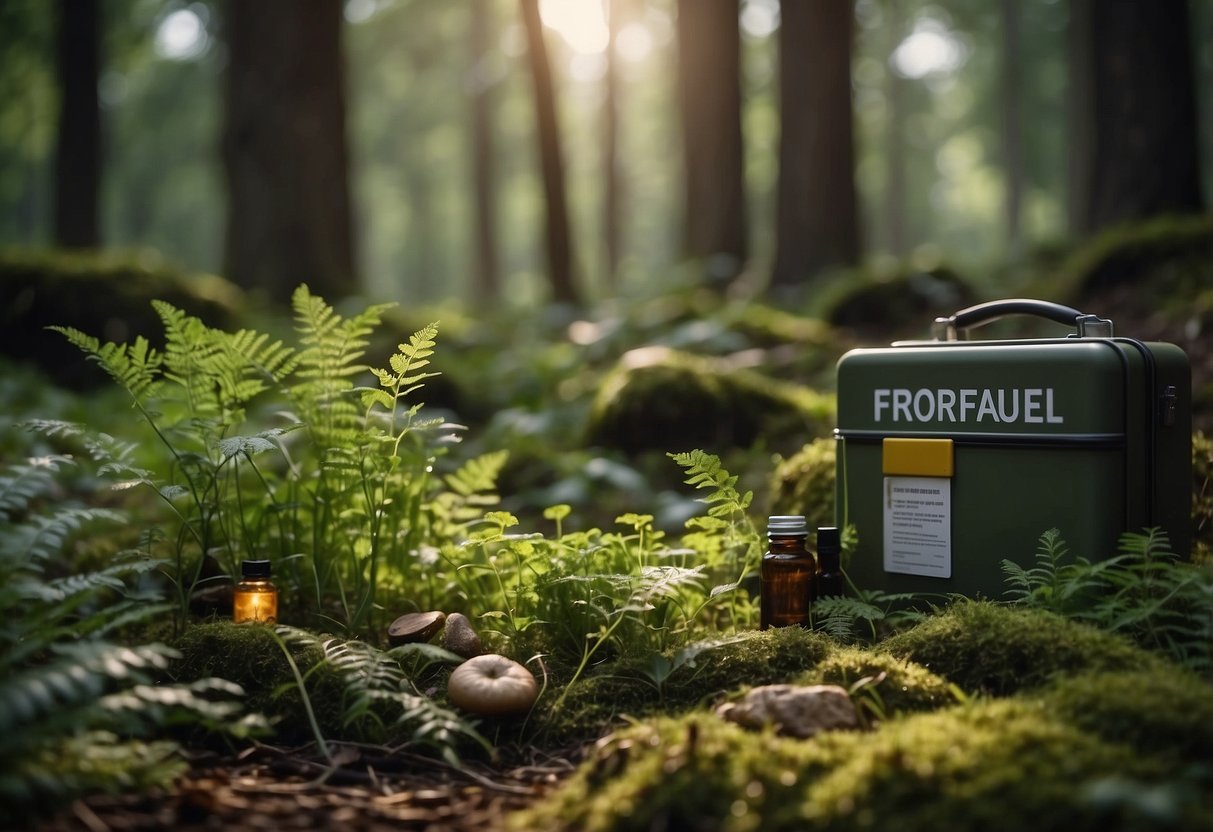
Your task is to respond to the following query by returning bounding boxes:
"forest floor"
[36,742,578,831]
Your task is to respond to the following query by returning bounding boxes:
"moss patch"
[768,438,836,529]
[171,621,345,744]
[537,627,834,744]
[1037,668,1213,762]
[793,647,960,717]
[514,698,1204,832]
[877,600,1163,696]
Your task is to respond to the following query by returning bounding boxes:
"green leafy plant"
[274,626,487,764]
[811,589,927,643]
[1003,528,1213,673]
[0,452,253,815]
[49,285,486,636]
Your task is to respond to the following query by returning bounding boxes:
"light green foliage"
[50,284,493,635]
[1003,528,1213,673]
[515,699,1207,832]
[879,600,1163,696]
[0,454,249,816]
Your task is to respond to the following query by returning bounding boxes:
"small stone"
[388,611,446,646]
[441,612,483,659]
[716,684,859,739]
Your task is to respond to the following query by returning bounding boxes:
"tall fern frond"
[668,450,753,518]
[290,285,395,448]
[152,300,222,421]
[432,450,509,528]
[275,626,482,759]
[49,326,163,403]
[2,505,126,563]
[0,455,75,520]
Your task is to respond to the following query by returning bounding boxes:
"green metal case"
[834,299,1191,599]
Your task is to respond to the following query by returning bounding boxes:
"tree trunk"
[771,0,860,288]
[520,0,580,306]
[1001,0,1024,258]
[884,0,907,257]
[469,0,501,306]
[1069,0,1204,237]
[602,0,623,289]
[53,0,101,248]
[676,0,746,282]
[221,0,356,303]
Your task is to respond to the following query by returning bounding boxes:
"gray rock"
[716,684,859,738]
[441,612,483,659]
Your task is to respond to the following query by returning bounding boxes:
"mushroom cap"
[387,611,446,646]
[447,654,539,716]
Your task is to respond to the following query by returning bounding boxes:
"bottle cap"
[241,559,272,579]
[816,526,841,550]
[767,515,808,536]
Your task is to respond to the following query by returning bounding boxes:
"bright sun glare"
[891,20,966,79]
[539,0,609,55]
[154,7,209,61]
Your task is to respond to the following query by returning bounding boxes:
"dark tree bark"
[469,0,501,306]
[53,0,102,248]
[221,0,356,303]
[1001,0,1024,257]
[602,0,623,289]
[1069,0,1204,236]
[676,0,746,281]
[884,0,907,257]
[520,0,580,306]
[770,0,860,288]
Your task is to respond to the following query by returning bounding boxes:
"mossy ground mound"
[793,647,960,717]
[537,627,834,745]
[171,622,345,744]
[586,347,833,455]
[0,247,244,388]
[819,263,977,340]
[515,697,1206,832]
[878,600,1162,696]
[1038,668,1213,762]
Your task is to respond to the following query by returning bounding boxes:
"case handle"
[933,298,1113,341]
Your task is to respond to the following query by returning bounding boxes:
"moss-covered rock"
[877,600,1163,696]
[171,621,345,743]
[768,438,836,528]
[586,346,833,455]
[1037,668,1213,762]
[820,263,977,339]
[514,699,1203,832]
[539,627,835,744]
[1055,214,1213,302]
[793,647,960,717]
[0,247,245,387]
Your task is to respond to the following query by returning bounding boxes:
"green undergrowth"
[878,600,1164,696]
[514,692,1211,832]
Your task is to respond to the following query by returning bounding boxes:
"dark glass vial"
[816,526,845,598]
[760,515,816,630]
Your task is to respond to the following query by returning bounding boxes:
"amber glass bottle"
[760,515,816,629]
[816,526,845,598]
[233,559,278,623]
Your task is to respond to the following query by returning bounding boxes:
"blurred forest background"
[1,0,1210,310]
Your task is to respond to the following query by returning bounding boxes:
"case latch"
[1160,385,1178,427]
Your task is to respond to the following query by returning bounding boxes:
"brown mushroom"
[446,654,539,716]
[387,611,446,646]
